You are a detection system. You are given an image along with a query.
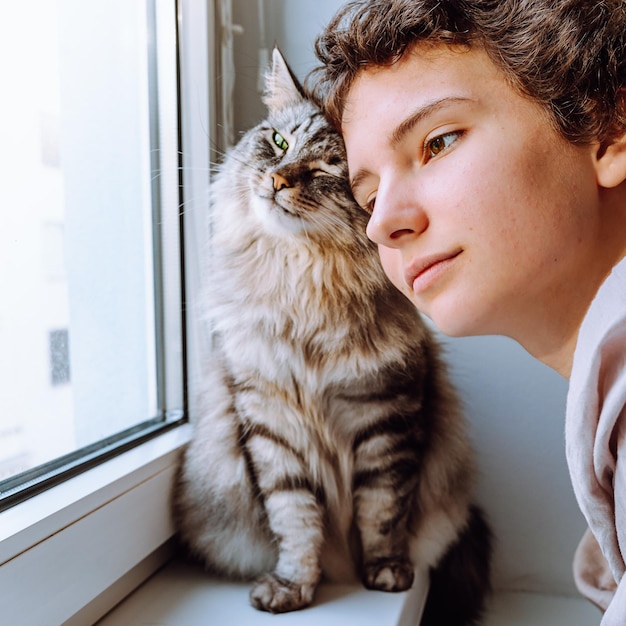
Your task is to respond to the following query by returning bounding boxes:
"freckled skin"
[343,43,626,372]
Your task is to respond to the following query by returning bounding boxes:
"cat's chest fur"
[209,196,398,378]
[213,234,383,457]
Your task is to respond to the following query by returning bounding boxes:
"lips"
[404,250,462,294]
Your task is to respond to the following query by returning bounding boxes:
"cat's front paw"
[250,574,316,613]
[362,558,415,592]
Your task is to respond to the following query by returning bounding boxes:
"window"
[0,0,185,510]
[0,2,217,623]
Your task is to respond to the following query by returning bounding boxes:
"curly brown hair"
[309,0,626,144]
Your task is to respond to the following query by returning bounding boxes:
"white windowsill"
[99,559,430,626]
[0,423,192,626]
[98,558,603,626]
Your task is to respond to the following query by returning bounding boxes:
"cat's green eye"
[272,130,289,151]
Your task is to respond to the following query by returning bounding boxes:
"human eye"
[424,130,462,160]
[361,194,375,215]
[352,192,373,214]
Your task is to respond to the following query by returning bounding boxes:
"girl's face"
[342,43,608,366]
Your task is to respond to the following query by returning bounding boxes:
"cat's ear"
[263,47,305,112]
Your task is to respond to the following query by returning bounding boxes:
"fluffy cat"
[173,48,492,624]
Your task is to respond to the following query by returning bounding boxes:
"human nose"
[365,182,428,247]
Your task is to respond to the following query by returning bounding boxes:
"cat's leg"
[353,486,416,592]
[352,427,421,592]
[242,420,324,613]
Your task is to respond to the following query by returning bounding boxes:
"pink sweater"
[567,256,626,625]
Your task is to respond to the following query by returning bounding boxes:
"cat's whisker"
[298,218,314,247]
[150,166,216,184]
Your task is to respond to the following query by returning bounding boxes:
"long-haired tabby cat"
[174,48,492,624]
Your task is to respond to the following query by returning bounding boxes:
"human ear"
[595,90,626,189]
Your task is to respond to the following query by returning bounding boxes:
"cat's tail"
[421,504,493,626]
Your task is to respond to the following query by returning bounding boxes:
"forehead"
[341,43,505,134]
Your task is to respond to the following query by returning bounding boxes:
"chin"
[421,302,486,339]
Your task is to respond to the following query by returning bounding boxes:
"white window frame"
[0,425,191,626]
[0,0,217,622]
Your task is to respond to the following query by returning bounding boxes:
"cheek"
[377,245,405,291]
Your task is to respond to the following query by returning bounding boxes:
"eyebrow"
[349,96,474,197]
[391,96,474,147]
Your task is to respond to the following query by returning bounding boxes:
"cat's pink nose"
[272,172,291,191]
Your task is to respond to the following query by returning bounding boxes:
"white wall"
[230,0,587,596]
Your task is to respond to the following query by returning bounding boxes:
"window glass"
[0,0,182,499]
